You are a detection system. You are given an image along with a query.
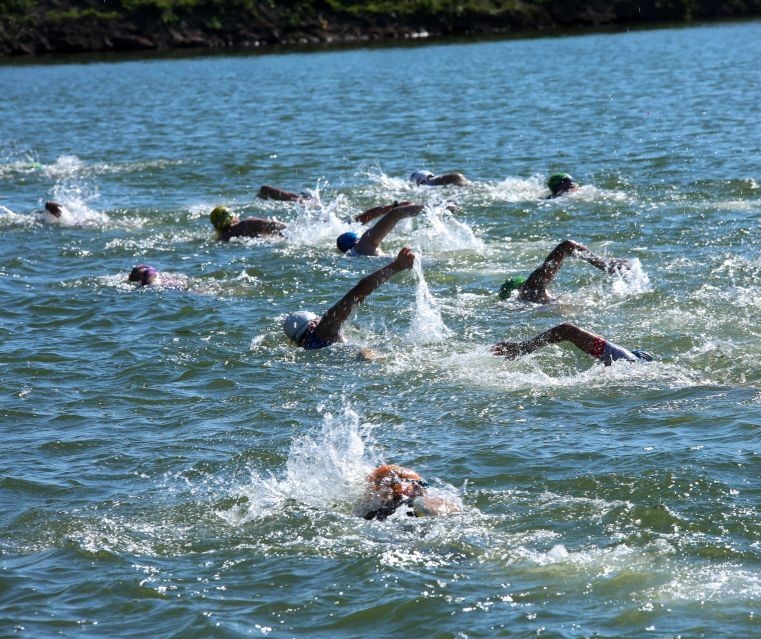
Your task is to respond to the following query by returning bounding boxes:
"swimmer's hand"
[492,341,523,359]
[607,258,632,274]
[356,347,382,362]
[395,247,415,270]
[44,201,62,218]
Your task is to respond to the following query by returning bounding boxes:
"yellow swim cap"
[210,206,233,231]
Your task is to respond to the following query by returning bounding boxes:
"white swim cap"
[283,311,317,342]
[410,170,434,185]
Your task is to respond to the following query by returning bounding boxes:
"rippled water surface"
[2,21,761,639]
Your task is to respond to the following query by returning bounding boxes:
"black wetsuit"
[363,497,416,521]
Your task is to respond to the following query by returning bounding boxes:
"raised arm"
[522,239,629,295]
[314,247,415,343]
[354,204,424,254]
[355,201,415,224]
[571,242,631,274]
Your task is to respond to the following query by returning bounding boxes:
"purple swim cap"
[129,265,160,286]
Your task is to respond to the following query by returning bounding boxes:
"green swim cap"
[499,276,527,300]
[210,206,233,231]
[547,173,574,194]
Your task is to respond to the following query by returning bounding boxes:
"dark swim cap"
[547,173,575,195]
[336,232,360,253]
[499,276,527,300]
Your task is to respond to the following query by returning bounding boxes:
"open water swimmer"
[499,239,632,303]
[282,247,415,350]
[209,206,287,242]
[128,264,161,286]
[493,322,653,365]
[354,464,461,521]
[410,170,471,187]
[545,172,579,199]
[336,201,424,256]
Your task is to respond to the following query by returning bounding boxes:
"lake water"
[1,20,760,639]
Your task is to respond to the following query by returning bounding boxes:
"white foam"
[43,154,86,179]
[489,175,547,201]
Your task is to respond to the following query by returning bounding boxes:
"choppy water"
[2,21,761,639]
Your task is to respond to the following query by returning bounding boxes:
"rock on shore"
[2,0,760,56]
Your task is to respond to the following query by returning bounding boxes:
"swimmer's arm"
[413,495,461,516]
[429,172,470,186]
[492,323,599,359]
[229,217,287,237]
[354,204,423,254]
[314,247,415,342]
[257,185,301,202]
[355,201,414,224]
[569,241,631,274]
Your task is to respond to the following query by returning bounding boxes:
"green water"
[1,21,760,638]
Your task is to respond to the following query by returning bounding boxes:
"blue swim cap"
[336,232,359,253]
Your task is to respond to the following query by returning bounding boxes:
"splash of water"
[610,258,651,297]
[42,155,109,226]
[490,175,547,201]
[43,154,86,179]
[282,192,351,247]
[415,201,484,253]
[222,406,377,525]
[408,253,451,344]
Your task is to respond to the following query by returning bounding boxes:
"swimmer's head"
[210,206,234,231]
[499,276,527,300]
[368,464,428,499]
[128,264,160,286]
[410,170,434,186]
[547,173,577,195]
[336,232,360,253]
[283,311,318,343]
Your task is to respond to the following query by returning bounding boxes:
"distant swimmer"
[337,201,424,256]
[257,185,311,202]
[282,247,415,350]
[210,206,287,242]
[493,322,653,365]
[545,173,578,199]
[410,170,470,187]
[355,464,461,521]
[499,239,631,304]
[44,201,63,218]
[128,264,160,286]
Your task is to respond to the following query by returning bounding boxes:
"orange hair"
[368,464,423,497]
